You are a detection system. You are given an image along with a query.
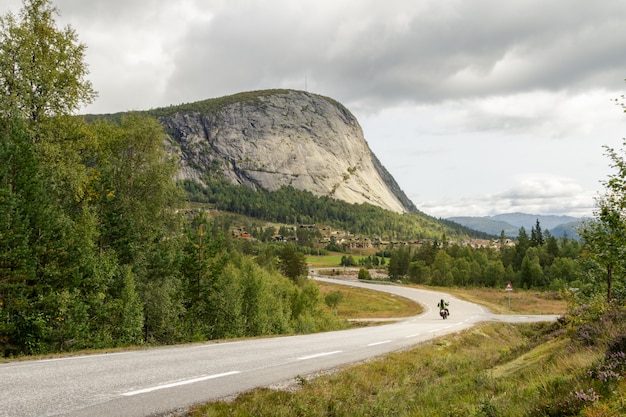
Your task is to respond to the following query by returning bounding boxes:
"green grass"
[316,281,423,319]
[307,254,345,268]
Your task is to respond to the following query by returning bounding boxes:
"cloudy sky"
[5,0,626,218]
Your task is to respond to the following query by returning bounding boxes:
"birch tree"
[0,0,96,126]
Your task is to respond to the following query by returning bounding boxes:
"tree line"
[386,223,583,291]
[181,178,492,242]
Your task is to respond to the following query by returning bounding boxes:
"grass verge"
[435,285,567,315]
[187,320,624,416]
[183,285,611,416]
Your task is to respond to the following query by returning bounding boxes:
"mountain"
[150,89,417,214]
[447,212,583,239]
[490,213,580,230]
[548,221,583,240]
[444,216,519,237]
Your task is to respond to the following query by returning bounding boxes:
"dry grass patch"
[434,286,567,315]
[316,281,423,319]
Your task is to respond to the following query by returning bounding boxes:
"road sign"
[506,282,513,309]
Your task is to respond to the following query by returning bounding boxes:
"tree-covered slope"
[183,179,490,241]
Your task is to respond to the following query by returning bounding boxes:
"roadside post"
[506,281,513,309]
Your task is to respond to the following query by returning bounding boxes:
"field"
[306,253,349,268]
[316,280,423,319]
[436,286,568,315]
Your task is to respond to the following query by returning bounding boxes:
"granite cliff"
[158,89,417,214]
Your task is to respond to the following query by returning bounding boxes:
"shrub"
[358,268,371,280]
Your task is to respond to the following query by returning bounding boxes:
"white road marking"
[297,351,343,360]
[368,340,392,346]
[405,333,421,338]
[122,371,241,396]
[193,341,243,349]
[36,352,131,363]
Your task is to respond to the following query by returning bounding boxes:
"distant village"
[231,223,515,251]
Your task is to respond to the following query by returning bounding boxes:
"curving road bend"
[0,277,560,417]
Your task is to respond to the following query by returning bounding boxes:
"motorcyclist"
[438,298,449,317]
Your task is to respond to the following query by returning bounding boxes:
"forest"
[181,178,492,241]
[384,222,585,291]
[1,0,625,362]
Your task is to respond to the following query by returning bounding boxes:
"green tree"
[520,247,545,288]
[0,117,101,354]
[325,291,343,315]
[388,246,410,279]
[0,0,96,126]
[89,114,181,265]
[0,119,40,354]
[514,227,531,270]
[499,230,507,251]
[452,258,471,286]
[178,216,229,339]
[141,274,183,344]
[547,257,578,286]
[278,244,308,283]
[413,241,437,265]
[580,141,626,303]
[545,232,560,261]
[106,265,144,345]
[483,259,505,287]
[181,218,225,306]
[407,260,430,284]
[0,1,112,355]
[296,227,319,248]
[431,250,454,286]
[358,268,371,280]
[291,281,324,333]
[530,219,544,247]
[341,255,356,267]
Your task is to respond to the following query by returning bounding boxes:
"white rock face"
[161,90,416,214]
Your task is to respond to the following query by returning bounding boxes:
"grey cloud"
[160,0,626,110]
[10,0,624,111]
[55,0,166,22]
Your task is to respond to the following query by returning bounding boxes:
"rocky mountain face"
[159,90,416,213]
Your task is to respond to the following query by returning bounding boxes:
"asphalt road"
[1,277,560,417]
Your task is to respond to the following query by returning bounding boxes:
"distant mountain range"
[447,212,585,239]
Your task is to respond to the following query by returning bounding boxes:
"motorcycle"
[439,308,449,320]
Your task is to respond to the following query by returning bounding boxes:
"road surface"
[0,277,560,417]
